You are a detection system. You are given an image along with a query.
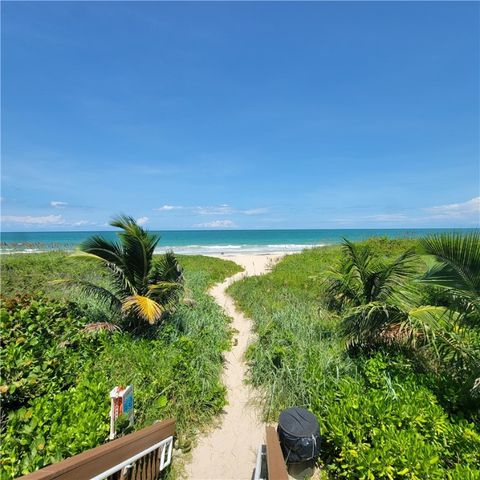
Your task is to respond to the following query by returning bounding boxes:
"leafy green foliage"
[1,372,110,479]
[0,295,104,413]
[0,255,238,479]
[420,231,480,318]
[325,239,418,348]
[228,239,480,478]
[317,355,480,479]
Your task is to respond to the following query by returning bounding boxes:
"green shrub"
[0,295,104,412]
[228,242,480,478]
[1,371,110,479]
[1,263,235,478]
[315,355,480,479]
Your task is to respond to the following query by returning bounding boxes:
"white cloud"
[194,204,233,215]
[155,204,268,217]
[1,215,95,227]
[1,214,66,225]
[195,219,236,229]
[50,201,68,208]
[136,216,149,226]
[243,207,269,215]
[333,197,480,226]
[366,213,409,222]
[424,197,480,219]
[156,205,183,211]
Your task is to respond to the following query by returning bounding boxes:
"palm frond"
[341,239,373,285]
[324,270,362,310]
[325,240,416,309]
[121,295,164,325]
[52,278,122,310]
[77,235,124,266]
[420,232,480,296]
[340,302,406,348]
[110,214,160,292]
[67,215,183,332]
[71,251,137,297]
[150,251,184,284]
[407,305,480,372]
[375,249,417,301]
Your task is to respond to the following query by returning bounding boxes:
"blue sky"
[1,1,479,231]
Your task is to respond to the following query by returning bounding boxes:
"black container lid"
[278,407,319,437]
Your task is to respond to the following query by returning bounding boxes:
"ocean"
[0,228,474,255]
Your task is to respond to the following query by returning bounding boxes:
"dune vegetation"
[2,226,479,480]
[228,234,480,479]
[0,220,242,479]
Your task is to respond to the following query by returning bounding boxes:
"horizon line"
[1,226,478,235]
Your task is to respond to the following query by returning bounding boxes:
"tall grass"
[0,251,242,297]
[228,238,480,479]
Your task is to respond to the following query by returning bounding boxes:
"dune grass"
[0,251,242,297]
[227,238,480,479]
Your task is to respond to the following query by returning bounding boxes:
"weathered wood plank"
[265,426,288,480]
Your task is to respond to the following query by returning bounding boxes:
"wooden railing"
[18,419,175,480]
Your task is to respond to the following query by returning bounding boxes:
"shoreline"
[0,244,326,256]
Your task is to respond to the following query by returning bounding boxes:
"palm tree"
[326,235,480,404]
[63,215,184,330]
[325,239,417,348]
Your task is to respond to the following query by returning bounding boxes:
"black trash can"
[277,407,320,464]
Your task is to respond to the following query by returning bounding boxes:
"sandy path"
[185,254,283,480]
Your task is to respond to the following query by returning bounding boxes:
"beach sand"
[185,254,283,480]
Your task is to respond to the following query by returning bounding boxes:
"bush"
[315,355,480,479]
[0,295,104,412]
[1,266,235,478]
[1,371,110,479]
[228,241,480,478]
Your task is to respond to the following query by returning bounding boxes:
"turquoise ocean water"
[0,228,475,255]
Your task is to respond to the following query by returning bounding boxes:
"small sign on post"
[109,385,134,440]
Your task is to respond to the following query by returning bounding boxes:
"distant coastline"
[1,228,476,255]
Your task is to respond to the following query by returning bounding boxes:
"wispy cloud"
[155,205,184,211]
[50,200,68,209]
[194,219,236,228]
[333,197,479,226]
[1,215,95,227]
[155,204,268,216]
[243,207,269,216]
[194,204,233,215]
[1,214,66,225]
[365,213,409,222]
[136,216,149,226]
[424,197,480,220]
